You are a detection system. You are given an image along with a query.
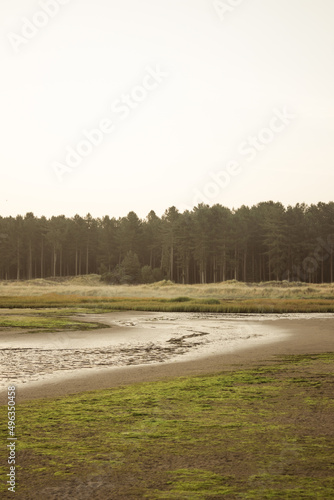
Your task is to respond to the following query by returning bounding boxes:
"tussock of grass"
[168,296,192,303]
[0,353,333,498]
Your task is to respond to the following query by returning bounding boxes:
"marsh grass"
[0,314,107,333]
[0,307,110,333]
[0,276,333,314]
[0,353,333,498]
[0,275,334,301]
[0,294,333,314]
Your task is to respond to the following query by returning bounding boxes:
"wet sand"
[0,312,333,402]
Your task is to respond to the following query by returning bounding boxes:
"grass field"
[0,276,334,315]
[1,353,333,499]
[1,275,334,300]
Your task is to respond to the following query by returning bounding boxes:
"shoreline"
[2,315,332,402]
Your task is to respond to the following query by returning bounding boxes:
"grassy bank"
[0,276,333,314]
[0,308,110,333]
[0,353,333,499]
[0,294,334,314]
[0,275,334,300]
[0,314,107,333]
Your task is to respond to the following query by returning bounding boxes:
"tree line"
[0,201,333,284]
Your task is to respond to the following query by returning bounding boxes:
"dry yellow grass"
[0,275,333,300]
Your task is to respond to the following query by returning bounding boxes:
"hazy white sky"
[0,0,333,219]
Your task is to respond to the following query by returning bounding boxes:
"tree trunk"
[200,261,205,284]
[59,246,63,277]
[53,245,57,277]
[213,255,218,283]
[321,248,324,283]
[28,240,32,280]
[223,246,226,282]
[16,238,20,281]
[243,250,247,282]
[40,237,44,278]
[75,246,78,276]
[170,243,174,281]
[160,248,164,269]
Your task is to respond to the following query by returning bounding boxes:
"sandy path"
[0,312,333,402]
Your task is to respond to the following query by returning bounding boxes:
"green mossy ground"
[0,308,109,333]
[1,353,333,498]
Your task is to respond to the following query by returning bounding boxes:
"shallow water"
[0,311,333,390]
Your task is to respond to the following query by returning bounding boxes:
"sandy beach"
[0,312,333,402]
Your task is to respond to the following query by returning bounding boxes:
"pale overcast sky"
[0,0,333,218]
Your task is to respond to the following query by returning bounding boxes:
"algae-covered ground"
[1,353,333,499]
[0,308,108,333]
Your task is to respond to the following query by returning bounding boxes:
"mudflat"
[0,312,332,402]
